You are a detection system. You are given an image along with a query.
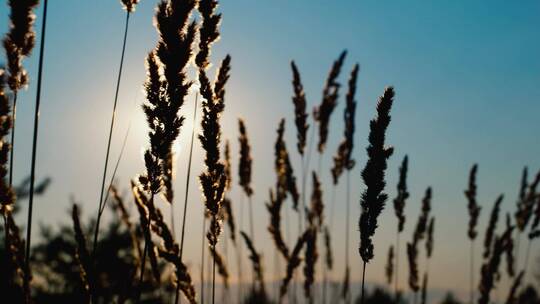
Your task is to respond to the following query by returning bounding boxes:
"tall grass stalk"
[93,9,132,257]
[25,0,48,296]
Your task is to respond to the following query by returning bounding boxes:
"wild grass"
[1,1,540,304]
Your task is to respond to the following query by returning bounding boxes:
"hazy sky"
[1,0,540,301]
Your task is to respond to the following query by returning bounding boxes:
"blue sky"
[1,0,540,301]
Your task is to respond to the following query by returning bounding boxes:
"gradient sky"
[1,1,540,302]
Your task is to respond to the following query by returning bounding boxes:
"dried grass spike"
[393,155,409,233]
[358,86,395,263]
[120,0,140,12]
[291,61,309,155]
[386,245,394,285]
[483,195,503,259]
[465,164,481,240]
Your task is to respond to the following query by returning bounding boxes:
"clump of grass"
[358,87,395,303]
[2,0,39,187]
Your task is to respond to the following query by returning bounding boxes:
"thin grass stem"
[93,10,131,258]
[25,1,48,298]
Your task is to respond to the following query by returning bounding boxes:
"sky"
[1,0,540,302]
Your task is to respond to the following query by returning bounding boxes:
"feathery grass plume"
[197,56,231,304]
[514,167,528,232]
[466,164,481,240]
[0,69,15,222]
[274,119,299,210]
[505,271,524,304]
[3,0,38,90]
[3,1,38,190]
[406,188,431,295]
[120,0,140,12]
[426,217,435,259]
[267,188,289,260]
[414,188,432,243]
[110,184,142,261]
[465,164,480,304]
[139,0,198,201]
[504,226,515,278]
[240,231,266,296]
[331,63,358,185]
[406,242,419,292]
[358,86,395,303]
[529,194,540,239]
[393,155,409,233]
[198,55,231,246]
[222,197,236,243]
[478,223,514,304]
[307,172,324,229]
[224,140,232,190]
[238,118,253,197]
[209,246,229,288]
[280,229,310,300]
[291,61,309,155]
[71,203,93,301]
[358,86,395,263]
[131,181,161,284]
[3,0,38,187]
[303,227,318,299]
[421,272,428,304]
[323,226,333,270]
[313,50,347,153]
[483,195,503,259]
[386,245,394,285]
[282,131,300,209]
